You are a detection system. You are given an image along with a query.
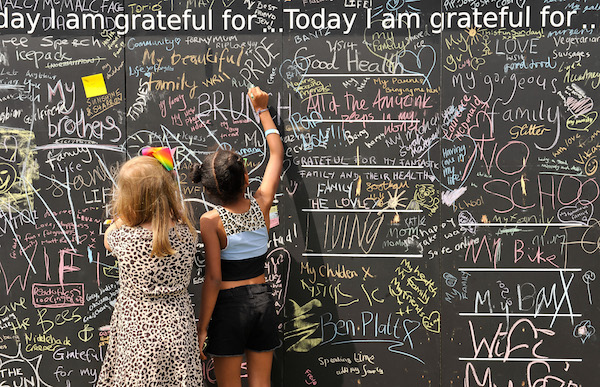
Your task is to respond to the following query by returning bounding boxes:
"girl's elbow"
[206,276,222,288]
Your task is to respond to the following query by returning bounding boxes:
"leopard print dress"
[97,224,203,387]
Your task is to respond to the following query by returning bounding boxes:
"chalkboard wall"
[0,0,599,386]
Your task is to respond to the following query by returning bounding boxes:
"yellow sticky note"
[82,73,107,98]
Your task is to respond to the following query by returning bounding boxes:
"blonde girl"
[98,152,203,386]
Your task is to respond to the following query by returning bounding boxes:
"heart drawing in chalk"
[427,136,477,191]
[557,201,594,225]
[220,0,236,9]
[266,247,291,315]
[0,135,18,163]
[395,46,436,87]
[566,96,593,116]
[465,109,493,141]
[363,22,436,86]
[567,111,597,132]
[422,311,440,333]
[279,57,310,92]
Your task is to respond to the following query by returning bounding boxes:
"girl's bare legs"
[214,356,244,387]
[246,350,273,387]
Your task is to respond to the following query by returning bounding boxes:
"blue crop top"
[216,197,269,281]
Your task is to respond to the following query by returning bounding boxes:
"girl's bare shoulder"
[200,209,220,226]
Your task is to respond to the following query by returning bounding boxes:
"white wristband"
[256,108,269,115]
[264,128,279,137]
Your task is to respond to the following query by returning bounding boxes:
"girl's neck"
[139,219,176,231]
[139,222,152,231]
[223,195,250,214]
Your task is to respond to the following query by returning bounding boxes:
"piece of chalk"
[104,219,113,225]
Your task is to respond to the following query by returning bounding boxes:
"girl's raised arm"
[249,86,284,214]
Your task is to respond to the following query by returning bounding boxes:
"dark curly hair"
[191,149,246,204]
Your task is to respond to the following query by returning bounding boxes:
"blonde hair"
[111,156,196,257]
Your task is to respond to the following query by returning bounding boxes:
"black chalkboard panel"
[0,1,599,386]
[0,33,125,386]
[440,3,600,386]
[278,5,441,382]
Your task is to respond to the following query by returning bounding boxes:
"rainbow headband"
[141,146,176,171]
